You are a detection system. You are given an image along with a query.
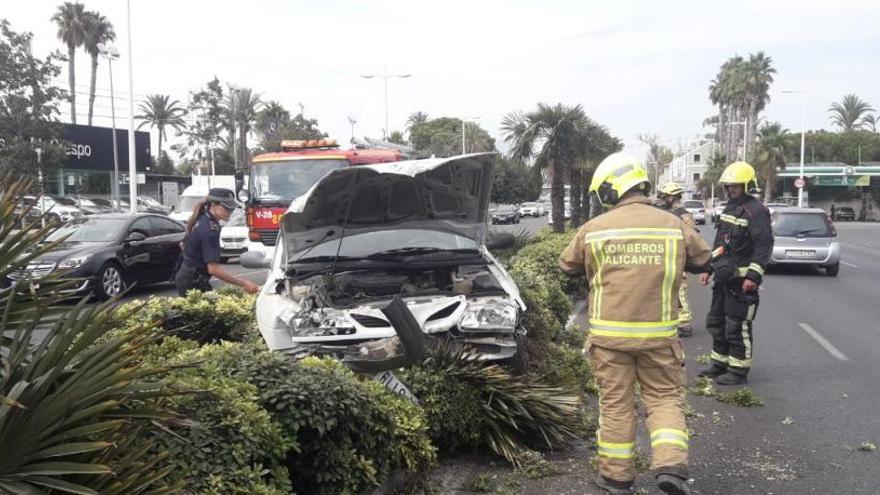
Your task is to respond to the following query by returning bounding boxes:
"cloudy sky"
[6,0,880,159]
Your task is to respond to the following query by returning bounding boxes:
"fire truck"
[238,139,402,254]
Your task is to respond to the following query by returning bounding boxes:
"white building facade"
[658,142,718,200]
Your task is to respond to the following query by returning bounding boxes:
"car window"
[683,201,705,208]
[149,216,185,236]
[772,213,832,237]
[129,217,154,237]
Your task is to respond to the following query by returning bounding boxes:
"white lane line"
[840,261,860,268]
[798,323,850,361]
[567,299,587,329]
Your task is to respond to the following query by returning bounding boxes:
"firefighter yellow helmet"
[658,182,684,197]
[589,152,651,207]
[720,161,757,189]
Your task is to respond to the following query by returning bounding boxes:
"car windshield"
[55,197,76,206]
[839,207,854,213]
[141,197,162,207]
[773,213,832,237]
[226,208,246,227]
[289,229,479,262]
[46,218,127,243]
[521,202,537,207]
[175,195,205,214]
[251,159,348,202]
[497,205,516,212]
[684,201,705,208]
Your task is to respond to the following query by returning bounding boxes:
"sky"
[5,0,880,161]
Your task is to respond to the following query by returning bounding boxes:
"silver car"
[769,207,841,276]
[682,200,706,225]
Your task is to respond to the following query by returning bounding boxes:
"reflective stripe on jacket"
[560,196,711,351]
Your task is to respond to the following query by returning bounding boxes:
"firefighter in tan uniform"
[559,153,711,495]
[655,182,696,338]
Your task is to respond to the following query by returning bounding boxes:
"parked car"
[682,200,706,225]
[220,208,249,263]
[517,202,545,217]
[768,207,840,276]
[138,196,171,215]
[22,196,83,224]
[5,213,185,298]
[711,201,727,222]
[57,196,112,215]
[833,206,856,221]
[492,204,520,224]
[546,201,572,224]
[243,154,524,372]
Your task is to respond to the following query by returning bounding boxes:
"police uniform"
[174,209,221,296]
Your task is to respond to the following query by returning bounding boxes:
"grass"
[514,450,559,479]
[858,441,877,452]
[694,353,712,365]
[716,388,765,407]
[689,376,717,397]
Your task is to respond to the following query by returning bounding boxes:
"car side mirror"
[486,232,516,251]
[240,250,270,269]
[125,231,146,244]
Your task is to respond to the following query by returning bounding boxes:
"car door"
[148,216,185,278]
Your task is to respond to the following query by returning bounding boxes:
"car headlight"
[460,302,517,332]
[58,255,91,269]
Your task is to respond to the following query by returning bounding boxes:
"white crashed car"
[242,153,525,372]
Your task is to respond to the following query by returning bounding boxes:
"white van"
[169,185,209,223]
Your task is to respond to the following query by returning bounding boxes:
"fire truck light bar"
[280,139,338,150]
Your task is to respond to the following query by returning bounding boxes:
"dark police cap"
[206,188,237,210]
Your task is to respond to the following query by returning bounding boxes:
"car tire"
[825,263,840,277]
[96,262,126,300]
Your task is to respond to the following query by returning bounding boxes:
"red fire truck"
[240,139,402,251]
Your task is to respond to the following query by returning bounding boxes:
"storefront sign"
[61,124,151,172]
[811,175,870,187]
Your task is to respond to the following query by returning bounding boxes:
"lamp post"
[360,66,411,138]
[347,116,357,144]
[98,42,120,212]
[782,89,806,207]
[460,116,480,155]
[125,0,138,214]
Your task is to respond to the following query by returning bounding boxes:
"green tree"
[180,77,225,170]
[255,100,289,148]
[0,20,68,184]
[259,114,327,152]
[136,94,187,171]
[828,94,876,132]
[82,10,114,126]
[491,157,542,205]
[406,111,429,130]
[224,87,261,165]
[637,134,674,187]
[752,122,788,200]
[154,150,176,175]
[409,117,495,158]
[387,129,406,145]
[51,1,88,124]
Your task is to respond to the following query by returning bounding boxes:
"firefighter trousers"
[588,341,689,483]
[677,274,691,326]
[706,281,759,374]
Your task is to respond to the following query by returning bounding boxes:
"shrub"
[537,342,598,397]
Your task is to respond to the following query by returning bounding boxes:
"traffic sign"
[794,178,805,189]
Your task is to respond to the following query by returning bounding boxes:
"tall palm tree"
[502,103,592,232]
[828,94,876,132]
[752,122,788,200]
[52,2,88,124]
[708,53,774,161]
[83,11,115,126]
[225,88,262,165]
[136,95,187,168]
[744,52,776,157]
[864,114,878,133]
[407,111,429,129]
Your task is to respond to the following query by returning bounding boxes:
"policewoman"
[175,188,260,296]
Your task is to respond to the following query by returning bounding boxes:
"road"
[571,220,880,493]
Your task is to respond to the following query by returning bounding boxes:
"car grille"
[222,236,246,243]
[8,262,56,280]
[258,230,278,246]
[350,313,390,328]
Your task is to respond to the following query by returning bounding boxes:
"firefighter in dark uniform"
[174,188,260,296]
[699,162,773,385]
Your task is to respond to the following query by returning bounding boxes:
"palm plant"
[744,52,776,156]
[828,94,876,132]
[752,122,788,200]
[51,2,88,124]
[255,100,289,149]
[136,94,187,167]
[0,178,178,494]
[224,88,262,165]
[406,111,429,130]
[83,11,115,126]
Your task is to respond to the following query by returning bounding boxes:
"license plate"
[225,242,241,249]
[786,250,815,258]
[374,371,419,404]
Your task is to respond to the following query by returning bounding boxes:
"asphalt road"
[572,220,880,494]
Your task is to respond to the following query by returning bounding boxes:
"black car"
[833,206,856,221]
[491,205,520,224]
[6,213,185,299]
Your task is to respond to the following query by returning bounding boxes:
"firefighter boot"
[697,362,727,378]
[594,474,634,495]
[657,474,693,495]
[716,369,748,386]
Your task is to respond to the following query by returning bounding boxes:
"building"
[658,142,719,200]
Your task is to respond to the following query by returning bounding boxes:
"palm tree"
[743,52,776,157]
[502,103,592,232]
[52,2,88,124]
[828,94,876,132]
[225,87,262,165]
[136,95,187,168]
[752,122,788,200]
[864,114,878,133]
[83,11,115,126]
[255,100,289,149]
[407,111,429,129]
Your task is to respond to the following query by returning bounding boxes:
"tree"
[255,100,289,147]
[136,94,187,171]
[0,20,68,183]
[82,10,114,126]
[491,157,542,205]
[387,130,406,145]
[406,111,429,130]
[752,122,788,200]
[409,117,495,158]
[51,1,88,124]
[637,134,674,188]
[179,77,224,172]
[259,114,326,152]
[828,94,876,132]
[154,150,176,175]
[224,87,261,165]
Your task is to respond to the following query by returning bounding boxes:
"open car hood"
[281,153,495,258]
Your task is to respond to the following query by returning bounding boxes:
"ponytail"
[185,200,209,235]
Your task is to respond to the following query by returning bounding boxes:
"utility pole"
[360,66,412,138]
[347,116,357,144]
[125,0,137,214]
[98,43,120,212]
[782,89,806,207]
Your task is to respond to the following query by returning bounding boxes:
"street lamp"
[347,116,357,144]
[98,42,121,212]
[125,0,137,214]
[781,89,806,207]
[360,66,411,138]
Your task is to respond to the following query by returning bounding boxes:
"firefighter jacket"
[670,206,696,229]
[560,196,711,351]
[712,194,773,285]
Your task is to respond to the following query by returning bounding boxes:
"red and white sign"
[794,178,805,189]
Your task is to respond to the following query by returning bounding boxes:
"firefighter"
[698,161,773,386]
[655,182,696,338]
[560,153,711,495]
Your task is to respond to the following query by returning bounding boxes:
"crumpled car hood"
[280,153,495,260]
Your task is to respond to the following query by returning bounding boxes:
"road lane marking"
[840,261,860,268]
[798,323,850,361]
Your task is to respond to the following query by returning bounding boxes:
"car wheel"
[825,263,840,277]
[96,262,126,299]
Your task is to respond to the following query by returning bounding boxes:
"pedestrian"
[559,153,711,495]
[830,203,836,221]
[655,182,697,338]
[698,161,773,386]
[174,188,260,296]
